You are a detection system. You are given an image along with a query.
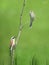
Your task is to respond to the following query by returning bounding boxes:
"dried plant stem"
[20,0,25,26]
[16,0,26,45]
[10,50,15,65]
[10,1,26,65]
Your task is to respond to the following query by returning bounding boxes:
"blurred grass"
[0,0,49,65]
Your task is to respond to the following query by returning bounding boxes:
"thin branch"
[10,1,26,65]
[16,0,26,45]
[20,0,26,30]
[16,30,21,45]
[11,50,15,65]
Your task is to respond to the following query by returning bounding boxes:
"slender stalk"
[20,0,26,26]
[10,50,15,65]
[16,0,26,45]
[10,1,26,65]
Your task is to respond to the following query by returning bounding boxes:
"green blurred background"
[0,0,49,65]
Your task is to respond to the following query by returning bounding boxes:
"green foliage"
[32,55,38,65]
[0,0,49,65]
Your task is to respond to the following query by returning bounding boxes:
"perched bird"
[29,10,35,27]
[10,36,16,51]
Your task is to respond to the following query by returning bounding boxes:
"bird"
[29,10,35,27]
[10,36,16,52]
